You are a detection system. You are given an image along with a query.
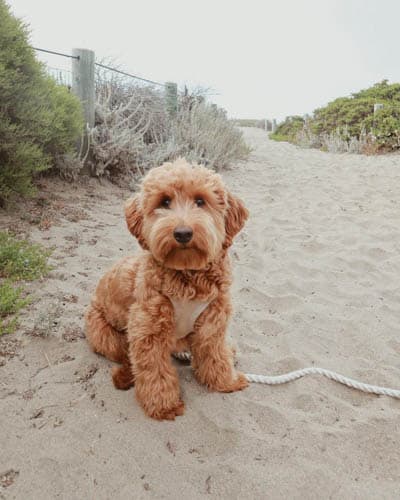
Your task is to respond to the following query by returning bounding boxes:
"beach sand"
[1,127,400,498]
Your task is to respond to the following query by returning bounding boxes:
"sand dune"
[1,128,400,498]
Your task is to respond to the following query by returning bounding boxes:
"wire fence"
[33,46,166,91]
[47,66,73,88]
[32,46,180,134]
[33,47,79,60]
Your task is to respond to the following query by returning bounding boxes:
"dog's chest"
[170,299,210,339]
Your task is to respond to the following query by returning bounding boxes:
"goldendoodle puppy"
[85,158,249,420]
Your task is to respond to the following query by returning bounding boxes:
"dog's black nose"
[174,226,193,244]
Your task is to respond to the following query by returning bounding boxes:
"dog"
[85,158,249,420]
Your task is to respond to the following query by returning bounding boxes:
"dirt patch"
[0,338,21,364]
[0,469,19,489]
[62,325,85,343]
[75,363,98,383]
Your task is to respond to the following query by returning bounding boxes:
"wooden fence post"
[271,119,277,133]
[165,82,178,117]
[72,48,95,128]
[71,48,95,173]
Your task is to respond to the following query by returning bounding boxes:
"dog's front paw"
[231,372,249,391]
[146,399,185,421]
[214,372,249,393]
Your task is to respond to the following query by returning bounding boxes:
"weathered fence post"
[271,119,277,133]
[72,48,95,128]
[165,82,178,117]
[71,48,95,173]
[264,119,268,131]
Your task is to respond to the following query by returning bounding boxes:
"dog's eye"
[195,197,205,207]
[160,197,171,209]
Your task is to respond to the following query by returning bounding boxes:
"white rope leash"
[172,351,400,399]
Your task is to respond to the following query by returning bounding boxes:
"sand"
[1,127,400,499]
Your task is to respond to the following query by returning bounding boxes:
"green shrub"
[352,80,400,102]
[270,115,305,142]
[311,97,374,138]
[0,0,83,203]
[271,80,400,152]
[362,105,400,149]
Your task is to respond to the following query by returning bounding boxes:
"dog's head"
[125,159,248,270]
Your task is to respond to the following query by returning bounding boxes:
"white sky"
[6,0,400,120]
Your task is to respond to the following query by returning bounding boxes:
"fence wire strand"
[33,47,79,60]
[94,62,164,88]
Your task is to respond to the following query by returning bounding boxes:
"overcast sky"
[7,0,400,120]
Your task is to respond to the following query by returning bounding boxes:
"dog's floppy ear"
[223,192,249,249]
[125,196,148,249]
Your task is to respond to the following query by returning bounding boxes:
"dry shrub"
[295,123,376,154]
[359,138,382,155]
[171,101,250,169]
[54,153,83,181]
[90,84,168,178]
[319,127,374,154]
[88,70,249,180]
[294,122,321,149]
[54,127,91,181]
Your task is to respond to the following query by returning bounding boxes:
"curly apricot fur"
[85,159,248,420]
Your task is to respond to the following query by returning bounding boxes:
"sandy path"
[1,128,400,499]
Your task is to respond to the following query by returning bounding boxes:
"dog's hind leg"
[112,363,134,390]
[85,304,129,364]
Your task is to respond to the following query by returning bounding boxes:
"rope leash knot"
[172,352,400,399]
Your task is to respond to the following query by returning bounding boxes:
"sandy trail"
[1,128,400,499]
